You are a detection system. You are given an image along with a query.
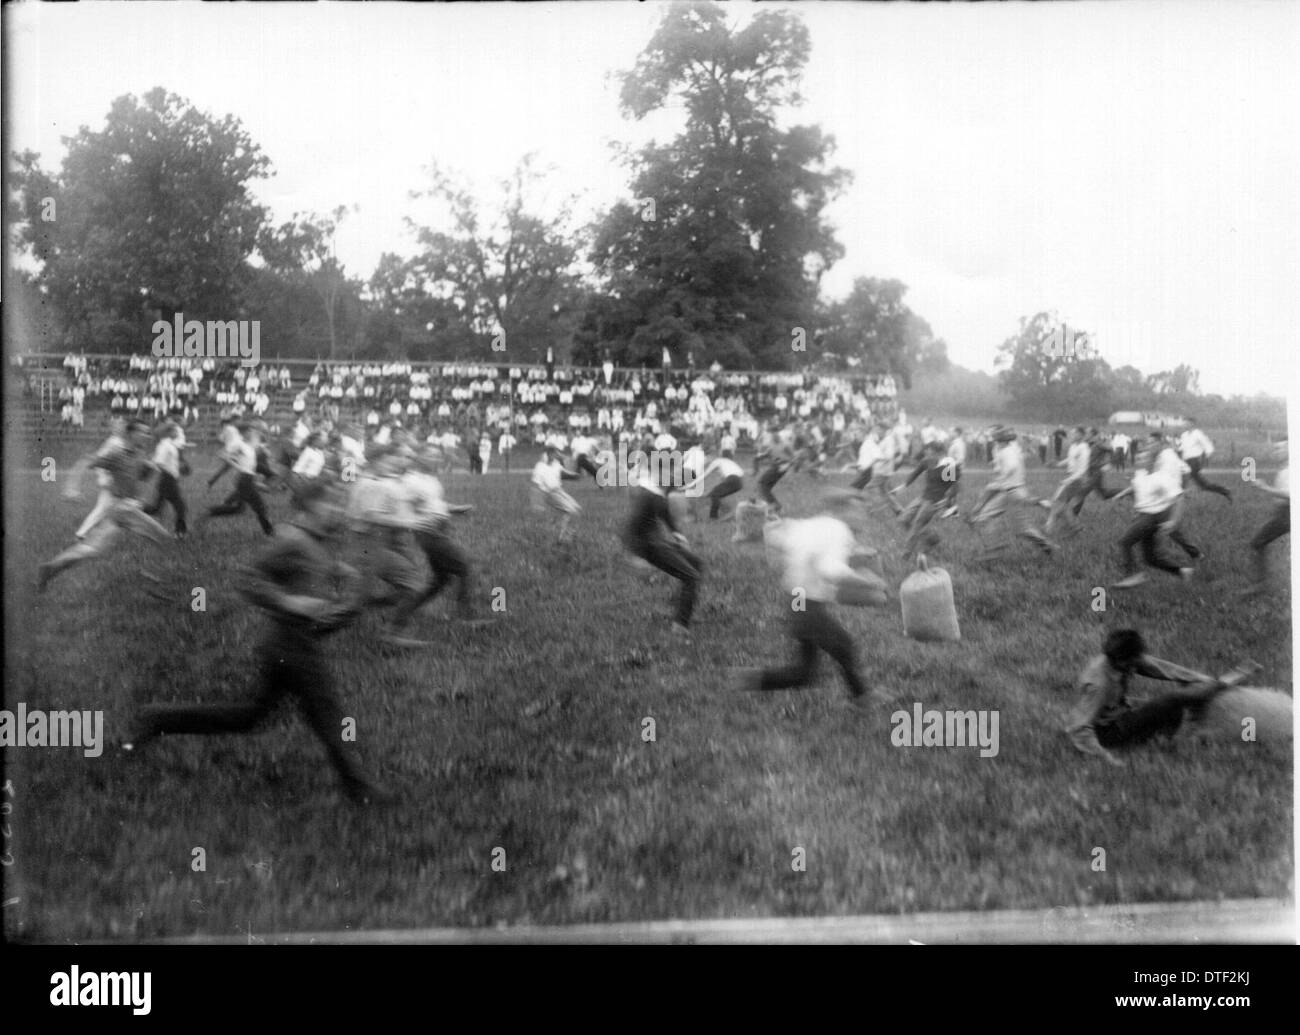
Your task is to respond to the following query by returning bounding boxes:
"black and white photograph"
[2,0,1295,991]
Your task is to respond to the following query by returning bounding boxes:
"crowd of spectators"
[20,354,903,452]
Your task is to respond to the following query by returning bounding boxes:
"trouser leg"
[638,535,702,627]
[1249,504,1290,583]
[707,475,742,519]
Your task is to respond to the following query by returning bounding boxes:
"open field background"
[3,450,1292,941]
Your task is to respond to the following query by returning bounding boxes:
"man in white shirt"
[684,451,746,520]
[570,432,601,482]
[968,428,1053,556]
[941,427,967,517]
[740,489,887,703]
[531,447,581,543]
[1150,433,1203,564]
[1176,418,1232,501]
[1109,439,1196,588]
[288,431,327,507]
[201,423,275,536]
[388,447,477,634]
[1110,432,1130,473]
[1044,427,1091,539]
[143,422,188,536]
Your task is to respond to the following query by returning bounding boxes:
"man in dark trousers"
[622,465,702,639]
[1176,418,1233,502]
[127,482,391,805]
[1241,440,1289,596]
[144,421,188,538]
[387,446,478,637]
[200,421,275,536]
[739,489,888,704]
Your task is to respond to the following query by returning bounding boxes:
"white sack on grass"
[733,499,769,543]
[1188,687,1293,745]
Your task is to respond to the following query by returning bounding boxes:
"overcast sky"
[7,1,1297,398]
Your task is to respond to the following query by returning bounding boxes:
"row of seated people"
[23,353,902,439]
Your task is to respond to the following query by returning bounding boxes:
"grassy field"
[3,448,1292,941]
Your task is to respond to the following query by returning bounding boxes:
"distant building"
[1107,411,1191,430]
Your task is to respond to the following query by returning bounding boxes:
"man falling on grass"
[126,480,392,805]
[1067,628,1260,767]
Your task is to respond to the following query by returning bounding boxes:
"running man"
[684,450,746,520]
[388,446,477,634]
[38,420,174,592]
[896,441,957,562]
[531,446,581,543]
[1150,432,1203,564]
[967,427,1053,557]
[739,489,887,704]
[200,422,275,536]
[143,421,189,538]
[622,462,702,639]
[1043,427,1090,541]
[126,481,391,805]
[1109,439,1195,588]
[1241,440,1289,596]
[1177,418,1232,501]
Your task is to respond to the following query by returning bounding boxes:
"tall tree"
[591,2,849,368]
[995,312,1115,419]
[258,207,362,359]
[818,278,936,387]
[406,155,584,362]
[9,88,270,350]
